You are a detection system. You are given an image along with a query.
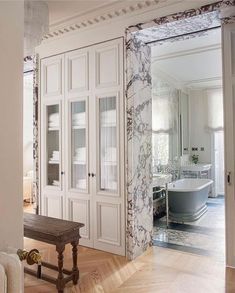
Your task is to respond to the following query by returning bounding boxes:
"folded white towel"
[101,181,117,190]
[49,113,59,121]
[52,180,59,186]
[74,148,86,161]
[51,152,59,156]
[50,157,59,161]
[72,113,86,126]
[101,110,115,117]
[51,157,59,161]
[73,157,86,162]
[49,122,59,127]
[101,110,116,124]
[75,147,86,154]
[73,112,85,119]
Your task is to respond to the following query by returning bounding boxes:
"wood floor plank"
[24,237,235,293]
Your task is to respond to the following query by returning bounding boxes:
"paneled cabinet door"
[97,94,119,196]
[41,99,64,218]
[66,51,89,95]
[65,49,93,248]
[93,39,125,256]
[41,100,63,191]
[41,55,64,99]
[43,194,63,219]
[69,98,89,192]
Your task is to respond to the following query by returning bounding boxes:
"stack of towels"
[101,109,116,125]
[101,179,117,191]
[73,112,85,127]
[49,151,59,163]
[52,180,59,187]
[104,147,116,162]
[48,112,59,129]
[75,179,86,189]
[73,147,86,162]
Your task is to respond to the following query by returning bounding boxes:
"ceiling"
[151,28,222,90]
[46,0,122,26]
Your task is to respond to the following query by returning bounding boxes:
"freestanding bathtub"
[168,178,213,222]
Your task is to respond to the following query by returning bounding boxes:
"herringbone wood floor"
[24,237,235,293]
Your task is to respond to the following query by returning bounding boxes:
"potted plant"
[192,154,199,164]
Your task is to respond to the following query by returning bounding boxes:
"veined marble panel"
[33,55,39,211]
[24,55,39,210]
[126,35,153,260]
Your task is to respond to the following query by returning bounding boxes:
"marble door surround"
[30,0,235,260]
[125,0,234,260]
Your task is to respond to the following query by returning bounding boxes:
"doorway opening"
[125,4,235,262]
[151,27,225,261]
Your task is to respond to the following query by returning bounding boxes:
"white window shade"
[152,91,178,133]
[206,88,224,130]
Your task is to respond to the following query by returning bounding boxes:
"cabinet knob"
[91,173,96,177]
[61,171,65,175]
[88,173,91,177]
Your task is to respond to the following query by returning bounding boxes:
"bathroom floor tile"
[153,197,225,262]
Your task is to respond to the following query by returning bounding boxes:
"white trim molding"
[43,0,174,40]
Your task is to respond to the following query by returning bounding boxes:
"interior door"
[222,21,235,267]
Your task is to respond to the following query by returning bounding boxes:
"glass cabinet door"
[70,100,87,191]
[98,96,118,193]
[46,103,61,188]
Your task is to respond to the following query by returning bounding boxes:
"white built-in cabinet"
[40,38,125,256]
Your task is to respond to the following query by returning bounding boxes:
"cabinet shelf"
[48,127,60,131]
[73,161,86,165]
[102,161,117,166]
[48,160,60,164]
[101,123,116,128]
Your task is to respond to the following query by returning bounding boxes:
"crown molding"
[49,0,122,29]
[43,0,169,40]
[152,44,221,63]
[184,76,222,88]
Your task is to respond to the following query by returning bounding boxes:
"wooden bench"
[24,213,84,293]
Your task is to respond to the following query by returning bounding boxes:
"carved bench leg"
[56,243,65,293]
[71,241,79,285]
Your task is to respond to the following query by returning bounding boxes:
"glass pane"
[47,104,60,187]
[99,96,117,192]
[71,101,87,190]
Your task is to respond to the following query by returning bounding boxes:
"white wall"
[0,1,23,250]
[188,89,212,163]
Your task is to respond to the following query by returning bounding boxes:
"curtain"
[206,88,223,130]
[152,79,179,133]
[152,78,179,167]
